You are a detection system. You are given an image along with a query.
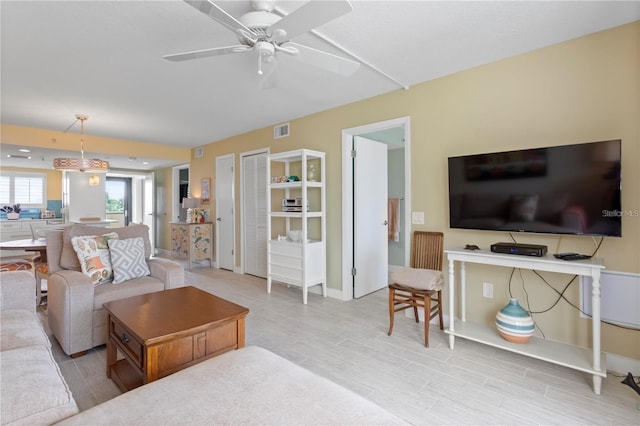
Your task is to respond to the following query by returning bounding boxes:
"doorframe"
[172,164,190,222]
[341,116,411,301]
[239,148,269,275]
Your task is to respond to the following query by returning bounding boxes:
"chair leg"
[412,292,419,323]
[437,290,444,330]
[387,288,396,336]
[423,294,431,347]
[35,272,42,306]
[387,288,395,336]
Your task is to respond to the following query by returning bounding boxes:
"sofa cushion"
[108,237,150,284]
[60,224,152,270]
[57,346,405,425]
[72,233,119,285]
[0,345,78,425]
[0,310,51,351]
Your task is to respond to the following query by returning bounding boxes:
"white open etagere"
[266,149,326,304]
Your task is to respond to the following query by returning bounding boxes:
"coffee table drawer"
[206,321,239,355]
[111,319,143,368]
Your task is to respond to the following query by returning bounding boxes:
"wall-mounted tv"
[448,140,622,237]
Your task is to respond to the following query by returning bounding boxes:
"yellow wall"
[189,22,639,359]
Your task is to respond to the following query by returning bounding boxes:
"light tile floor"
[39,265,640,425]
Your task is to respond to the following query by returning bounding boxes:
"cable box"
[490,242,547,257]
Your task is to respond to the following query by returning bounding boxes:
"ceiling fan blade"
[268,0,352,41]
[287,42,359,76]
[184,0,251,33]
[164,45,251,62]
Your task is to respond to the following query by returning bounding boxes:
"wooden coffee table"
[104,286,249,392]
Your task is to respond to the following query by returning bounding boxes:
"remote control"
[553,252,578,259]
[562,254,592,261]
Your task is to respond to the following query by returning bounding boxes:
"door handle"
[216,217,222,221]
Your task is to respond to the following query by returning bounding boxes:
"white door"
[216,154,235,271]
[353,136,388,298]
[242,152,268,277]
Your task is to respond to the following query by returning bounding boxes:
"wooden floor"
[39,265,639,425]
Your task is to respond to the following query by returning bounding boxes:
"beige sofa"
[46,224,184,357]
[0,271,79,425]
[1,272,405,425]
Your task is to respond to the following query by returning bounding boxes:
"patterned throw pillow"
[108,237,150,284]
[71,233,119,285]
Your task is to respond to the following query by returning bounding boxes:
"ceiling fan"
[164,0,360,88]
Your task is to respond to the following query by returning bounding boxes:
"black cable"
[506,235,639,332]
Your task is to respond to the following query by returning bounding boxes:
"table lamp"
[182,197,200,223]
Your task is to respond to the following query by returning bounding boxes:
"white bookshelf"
[266,149,326,304]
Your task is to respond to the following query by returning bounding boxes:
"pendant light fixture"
[53,114,109,173]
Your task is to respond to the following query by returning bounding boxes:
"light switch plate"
[411,211,424,225]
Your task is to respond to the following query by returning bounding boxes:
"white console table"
[445,248,606,394]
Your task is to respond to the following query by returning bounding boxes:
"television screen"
[448,140,622,237]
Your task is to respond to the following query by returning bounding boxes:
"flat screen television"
[448,140,621,237]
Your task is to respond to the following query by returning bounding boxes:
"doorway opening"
[107,171,155,249]
[341,116,411,301]
[172,165,190,223]
[106,177,132,227]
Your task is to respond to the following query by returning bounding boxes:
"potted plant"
[1,204,21,220]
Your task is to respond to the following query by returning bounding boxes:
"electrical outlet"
[483,282,494,298]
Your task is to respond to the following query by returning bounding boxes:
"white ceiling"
[1,1,638,170]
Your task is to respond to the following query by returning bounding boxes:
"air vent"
[274,123,290,139]
[194,146,204,158]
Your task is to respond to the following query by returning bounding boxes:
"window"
[0,172,46,208]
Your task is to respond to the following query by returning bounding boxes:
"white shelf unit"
[445,248,607,394]
[266,149,326,304]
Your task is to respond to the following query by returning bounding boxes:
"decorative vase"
[496,298,535,343]
[6,212,19,220]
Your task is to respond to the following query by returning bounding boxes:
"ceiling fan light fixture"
[53,114,109,173]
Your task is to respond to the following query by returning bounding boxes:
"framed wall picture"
[201,178,211,204]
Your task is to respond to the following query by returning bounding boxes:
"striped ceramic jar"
[495,298,535,343]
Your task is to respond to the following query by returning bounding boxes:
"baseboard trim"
[606,353,640,376]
